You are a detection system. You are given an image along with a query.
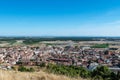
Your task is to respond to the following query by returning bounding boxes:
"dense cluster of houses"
[0,44,120,71]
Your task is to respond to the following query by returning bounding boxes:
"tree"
[18,66,28,72]
[39,62,46,67]
[92,66,111,79]
[80,68,90,78]
[92,75,103,80]
[18,66,35,72]
[29,68,35,72]
[117,71,120,80]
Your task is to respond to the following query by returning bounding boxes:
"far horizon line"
[0,36,120,38]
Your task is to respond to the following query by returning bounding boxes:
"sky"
[0,0,120,36]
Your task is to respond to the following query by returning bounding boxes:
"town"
[0,40,120,73]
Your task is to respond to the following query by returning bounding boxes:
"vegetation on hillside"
[46,64,90,78]
[18,66,35,72]
[43,64,120,80]
[5,64,120,80]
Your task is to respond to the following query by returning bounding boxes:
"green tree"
[39,62,46,67]
[92,66,111,79]
[18,66,28,72]
[92,75,103,80]
[29,68,35,72]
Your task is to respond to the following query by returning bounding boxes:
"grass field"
[0,70,87,80]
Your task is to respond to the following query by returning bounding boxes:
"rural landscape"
[1,0,120,80]
[0,37,120,80]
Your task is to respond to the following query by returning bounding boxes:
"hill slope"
[0,70,86,80]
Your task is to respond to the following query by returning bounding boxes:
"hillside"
[0,70,86,80]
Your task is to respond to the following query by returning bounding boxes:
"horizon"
[1,35,120,38]
[0,0,120,36]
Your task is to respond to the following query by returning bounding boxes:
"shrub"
[18,66,35,72]
[39,62,46,67]
[92,75,103,80]
[29,68,35,72]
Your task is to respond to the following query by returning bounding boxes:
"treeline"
[23,40,40,44]
[0,37,96,41]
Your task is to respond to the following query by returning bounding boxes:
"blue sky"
[0,0,120,36]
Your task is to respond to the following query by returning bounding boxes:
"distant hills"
[0,36,120,41]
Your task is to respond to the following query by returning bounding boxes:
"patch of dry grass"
[0,70,87,80]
